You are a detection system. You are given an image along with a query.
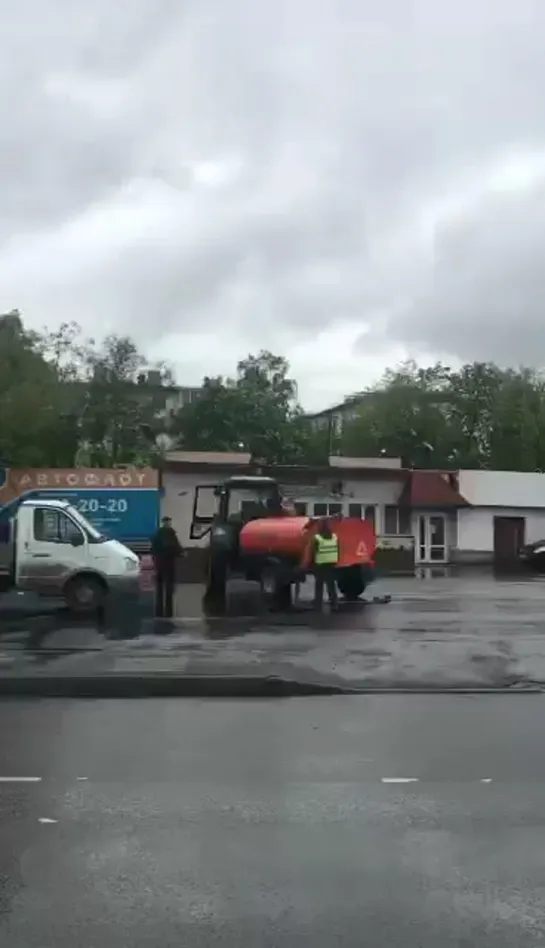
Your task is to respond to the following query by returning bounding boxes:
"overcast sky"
[2,1,545,409]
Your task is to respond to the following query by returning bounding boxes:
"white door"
[416,513,447,564]
[16,506,87,593]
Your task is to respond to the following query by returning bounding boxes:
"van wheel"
[64,576,106,615]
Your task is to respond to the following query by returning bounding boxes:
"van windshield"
[66,504,105,541]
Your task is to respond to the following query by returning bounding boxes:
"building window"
[294,501,307,516]
[348,503,376,527]
[313,502,343,517]
[384,505,411,534]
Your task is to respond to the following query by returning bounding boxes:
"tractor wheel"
[272,583,292,612]
[204,553,228,607]
[335,565,367,601]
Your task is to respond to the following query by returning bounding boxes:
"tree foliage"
[0,312,173,468]
[171,350,314,464]
[76,333,174,467]
[341,360,545,471]
[0,311,68,466]
[4,311,545,473]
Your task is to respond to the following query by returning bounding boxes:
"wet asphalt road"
[3,574,545,691]
[2,695,545,945]
[2,571,545,644]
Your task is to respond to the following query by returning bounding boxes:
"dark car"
[519,540,545,571]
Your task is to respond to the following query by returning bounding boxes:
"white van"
[0,498,141,613]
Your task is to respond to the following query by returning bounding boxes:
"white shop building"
[160,452,471,570]
[161,456,545,569]
[456,470,545,564]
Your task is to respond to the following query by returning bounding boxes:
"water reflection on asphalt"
[2,572,545,653]
[200,601,377,639]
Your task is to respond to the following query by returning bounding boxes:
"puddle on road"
[2,594,380,650]
[145,601,379,640]
[9,574,541,649]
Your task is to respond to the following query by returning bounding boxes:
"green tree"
[341,360,455,467]
[342,359,545,472]
[36,321,96,465]
[0,310,71,466]
[77,333,174,467]
[487,368,545,471]
[1,314,175,468]
[443,362,505,468]
[173,350,312,463]
[7,308,545,475]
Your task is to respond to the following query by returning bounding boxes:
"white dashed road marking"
[381,777,420,784]
[38,818,58,824]
[0,777,42,783]
[0,775,502,790]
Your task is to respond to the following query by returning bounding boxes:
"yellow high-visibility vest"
[315,533,339,565]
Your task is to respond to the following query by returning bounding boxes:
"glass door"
[417,513,447,563]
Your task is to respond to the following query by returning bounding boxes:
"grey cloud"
[2,0,545,389]
[0,2,175,234]
[375,180,545,365]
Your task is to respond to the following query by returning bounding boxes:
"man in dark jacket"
[151,516,183,618]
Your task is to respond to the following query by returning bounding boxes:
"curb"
[0,609,66,625]
[0,675,349,698]
[0,676,541,698]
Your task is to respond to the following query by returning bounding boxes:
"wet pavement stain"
[3,572,545,652]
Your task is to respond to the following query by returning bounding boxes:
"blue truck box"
[0,487,160,550]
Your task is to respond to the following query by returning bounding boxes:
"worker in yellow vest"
[312,519,339,611]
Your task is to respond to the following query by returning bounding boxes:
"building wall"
[447,511,458,550]
[457,506,545,560]
[163,386,202,413]
[162,469,407,546]
[454,471,545,563]
[458,508,495,553]
[163,466,545,571]
[286,477,404,535]
[163,467,417,580]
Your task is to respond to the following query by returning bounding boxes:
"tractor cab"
[190,475,284,540]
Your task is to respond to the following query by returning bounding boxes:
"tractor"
[190,475,376,608]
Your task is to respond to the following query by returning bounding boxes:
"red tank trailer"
[189,475,376,608]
